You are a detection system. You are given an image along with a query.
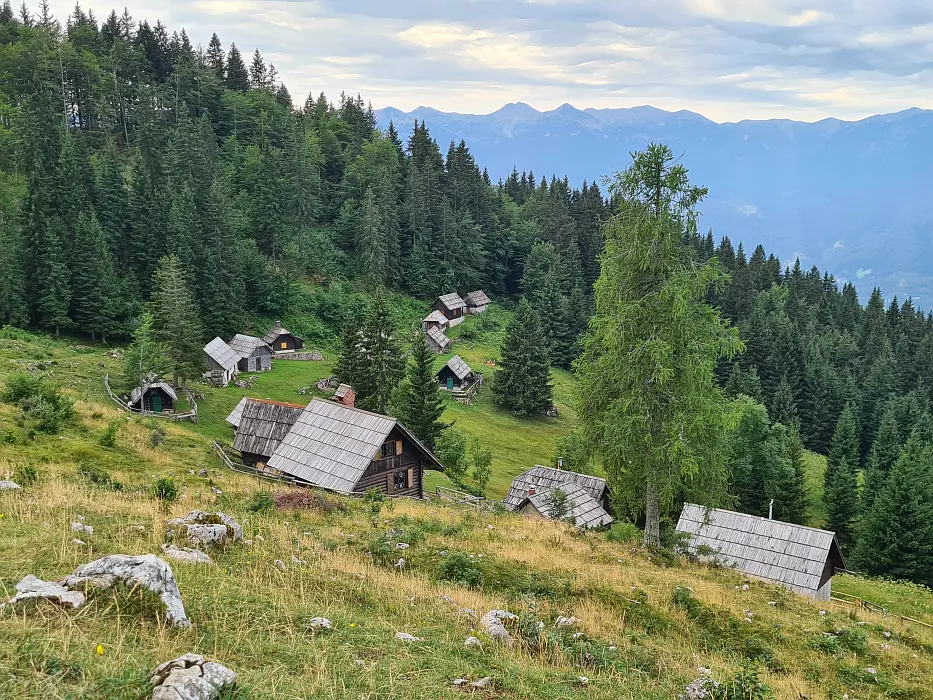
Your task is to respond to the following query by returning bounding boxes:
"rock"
[198,470,208,477]
[291,556,307,565]
[571,632,585,639]
[452,678,469,687]
[60,554,190,628]
[150,653,237,700]
[458,607,477,619]
[210,487,222,496]
[555,615,579,628]
[0,574,87,611]
[486,524,495,530]
[274,560,286,571]
[480,610,518,643]
[0,480,22,491]
[72,538,85,545]
[470,677,493,690]
[395,632,422,642]
[576,676,590,686]
[162,544,213,565]
[396,558,406,570]
[71,522,94,535]
[464,636,482,649]
[127,525,147,533]
[166,511,243,547]
[395,543,409,550]
[308,617,332,631]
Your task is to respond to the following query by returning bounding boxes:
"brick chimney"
[527,488,535,496]
[341,386,356,408]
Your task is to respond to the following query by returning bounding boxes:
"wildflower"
[96,644,104,656]
[819,609,827,616]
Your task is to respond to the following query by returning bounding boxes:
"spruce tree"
[225,43,249,92]
[862,404,902,512]
[37,217,72,336]
[396,329,447,448]
[724,364,762,401]
[70,212,119,342]
[493,298,553,416]
[357,186,386,285]
[249,49,268,89]
[123,312,171,388]
[825,403,860,550]
[769,373,799,429]
[779,427,810,525]
[206,33,225,79]
[150,255,204,384]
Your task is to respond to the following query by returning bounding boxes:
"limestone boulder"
[150,653,237,700]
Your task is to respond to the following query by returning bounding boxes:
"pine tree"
[493,298,553,416]
[779,427,810,525]
[70,212,119,342]
[396,329,447,448]
[724,364,763,402]
[122,312,171,388]
[225,43,249,92]
[249,49,268,89]
[357,186,386,285]
[150,255,204,383]
[206,33,225,79]
[825,403,860,550]
[862,404,902,512]
[37,217,72,336]
[769,373,799,429]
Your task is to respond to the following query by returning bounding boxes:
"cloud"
[47,0,933,120]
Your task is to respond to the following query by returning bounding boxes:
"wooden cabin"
[228,334,273,372]
[332,384,357,408]
[204,338,240,387]
[432,293,466,327]
[421,310,450,333]
[425,325,451,354]
[265,399,442,498]
[464,290,491,314]
[676,504,846,600]
[233,399,305,467]
[129,380,177,414]
[262,322,305,354]
[436,355,475,391]
[505,466,613,517]
[513,482,613,529]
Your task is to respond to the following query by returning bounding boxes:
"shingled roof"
[504,466,609,510]
[233,399,305,459]
[262,322,301,345]
[516,482,613,529]
[436,292,466,311]
[676,503,846,599]
[426,326,451,350]
[441,355,473,381]
[129,380,177,405]
[204,337,240,371]
[228,334,270,357]
[422,310,449,326]
[465,290,491,307]
[226,396,250,428]
[266,399,442,494]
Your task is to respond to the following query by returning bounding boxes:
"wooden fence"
[832,591,933,629]
[434,486,492,509]
[211,441,299,485]
[104,375,198,423]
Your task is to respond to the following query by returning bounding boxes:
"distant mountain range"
[376,103,933,302]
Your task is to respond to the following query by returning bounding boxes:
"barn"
[228,334,273,372]
[204,337,240,387]
[464,290,491,314]
[432,293,466,327]
[263,322,305,354]
[676,503,846,600]
[512,482,613,529]
[421,310,450,333]
[505,466,613,515]
[425,325,451,354]
[232,399,305,467]
[265,398,442,498]
[436,355,475,391]
[128,380,177,414]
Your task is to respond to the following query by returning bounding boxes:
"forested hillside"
[2,2,933,587]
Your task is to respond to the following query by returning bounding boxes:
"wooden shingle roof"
[266,399,442,494]
[422,310,449,326]
[226,396,250,428]
[465,290,491,307]
[228,334,271,357]
[426,326,451,349]
[262,323,301,345]
[518,482,613,529]
[333,384,353,399]
[130,380,177,405]
[233,399,305,458]
[676,503,846,597]
[204,337,240,371]
[437,293,466,311]
[441,355,472,380]
[504,466,608,510]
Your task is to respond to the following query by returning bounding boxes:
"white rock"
[71,522,94,535]
[452,678,469,687]
[162,544,213,565]
[0,480,22,491]
[72,538,85,545]
[865,667,877,675]
[608,645,617,651]
[571,632,585,639]
[291,556,307,565]
[480,609,518,643]
[0,574,87,611]
[767,601,778,606]
[395,632,422,642]
[308,617,332,631]
[741,584,749,591]
[274,560,286,571]
[470,677,492,690]
[395,543,409,550]
[819,609,827,616]
[396,558,406,570]
[210,486,222,496]
[555,615,579,628]
[150,653,237,700]
[486,524,495,530]
[166,511,243,547]
[76,514,85,521]
[576,676,590,686]
[464,636,482,649]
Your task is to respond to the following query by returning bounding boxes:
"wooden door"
[446,377,454,390]
[152,395,162,413]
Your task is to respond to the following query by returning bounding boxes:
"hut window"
[394,470,406,490]
[280,341,287,349]
[380,441,397,459]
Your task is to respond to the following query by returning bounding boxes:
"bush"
[709,664,770,700]
[273,490,349,514]
[436,427,469,483]
[147,421,166,448]
[606,521,642,545]
[246,492,275,514]
[2,374,74,434]
[13,464,39,486]
[151,477,178,503]
[436,551,483,588]
[78,463,124,491]
[99,420,120,448]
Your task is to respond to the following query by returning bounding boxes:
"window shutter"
[407,468,414,488]
[396,440,403,455]
[386,474,393,493]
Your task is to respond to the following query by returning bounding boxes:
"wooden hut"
[265,399,442,498]
[233,399,305,467]
[432,293,466,327]
[436,355,475,391]
[332,384,356,408]
[421,310,450,333]
[676,503,846,600]
[425,325,451,354]
[204,338,240,387]
[505,466,613,514]
[513,482,613,529]
[262,322,305,354]
[464,290,491,314]
[228,334,273,372]
[128,380,177,414]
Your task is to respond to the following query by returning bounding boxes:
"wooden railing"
[832,590,933,629]
[211,441,299,485]
[104,375,198,422]
[434,486,490,509]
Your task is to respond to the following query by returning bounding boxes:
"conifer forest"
[2,3,933,587]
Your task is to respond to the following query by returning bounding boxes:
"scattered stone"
[162,544,213,565]
[881,643,891,650]
[458,607,477,619]
[0,574,87,611]
[480,609,518,643]
[166,511,243,548]
[883,631,892,638]
[127,525,147,533]
[150,653,237,700]
[198,470,208,477]
[291,555,307,565]
[308,617,332,631]
[469,677,492,690]
[571,632,585,640]
[608,645,617,651]
[741,583,749,591]
[274,560,286,571]
[767,601,778,606]
[555,615,579,628]
[255,534,265,542]
[210,486,223,496]
[72,538,86,545]
[486,524,495,530]
[439,595,454,603]
[452,678,469,687]
[819,610,827,616]
[395,632,422,642]
[71,522,94,535]
[395,542,409,550]
[396,558,406,570]
[865,667,877,675]
[0,480,22,491]
[576,676,590,686]
[464,636,482,649]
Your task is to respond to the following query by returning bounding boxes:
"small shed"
[332,383,357,408]
[505,466,612,514]
[464,290,491,314]
[436,355,474,391]
[675,503,846,600]
[129,380,177,414]
[421,310,450,333]
[263,322,305,354]
[228,334,272,372]
[514,482,613,529]
[425,326,451,354]
[233,399,305,467]
[204,337,240,387]
[433,293,466,327]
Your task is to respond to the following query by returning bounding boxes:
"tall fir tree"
[395,329,447,448]
[825,403,860,550]
[150,254,204,383]
[36,217,72,336]
[225,43,249,92]
[493,298,553,416]
[70,212,120,342]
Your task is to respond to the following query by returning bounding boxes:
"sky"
[48,0,933,122]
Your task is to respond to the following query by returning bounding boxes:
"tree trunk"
[643,470,661,548]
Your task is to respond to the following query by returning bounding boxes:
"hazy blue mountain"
[377,103,933,302]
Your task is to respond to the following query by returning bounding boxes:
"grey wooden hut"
[505,466,612,514]
[129,380,177,414]
[432,293,466,327]
[464,290,491,314]
[513,482,613,529]
[228,334,272,372]
[262,322,304,354]
[204,337,240,387]
[233,399,305,467]
[436,355,474,391]
[421,310,450,333]
[265,398,442,498]
[676,503,846,600]
[425,325,451,354]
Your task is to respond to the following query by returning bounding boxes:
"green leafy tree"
[436,426,468,484]
[122,312,171,389]
[470,438,493,494]
[493,298,553,416]
[150,254,204,384]
[395,329,447,448]
[577,144,742,547]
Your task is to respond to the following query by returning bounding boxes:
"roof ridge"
[246,398,307,409]
[683,503,836,537]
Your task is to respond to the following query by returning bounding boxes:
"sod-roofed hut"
[676,503,846,600]
[433,293,466,327]
[263,322,304,354]
[464,290,491,314]
[228,334,272,372]
[204,337,240,387]
[425,325,451,354]
[265,399,442,498]
[436,355,475,391]
[129,380,177,414]
[513,482,613,529]
[233,399,306,467]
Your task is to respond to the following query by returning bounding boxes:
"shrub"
[436,427,469,483]
[2,374,75,434]
[273,490,349,514]
[151,477,179,503]
[436,551,483,587]
[364,488,386,521]
[709,664,770,700]
[99,420,120,448]
[13,464,39,487]
[246,492,275,514]
[606,521,642,545]
[78,462,124,491]
[147,421,166,448]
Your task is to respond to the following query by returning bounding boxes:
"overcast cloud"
[48,0,933,121]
